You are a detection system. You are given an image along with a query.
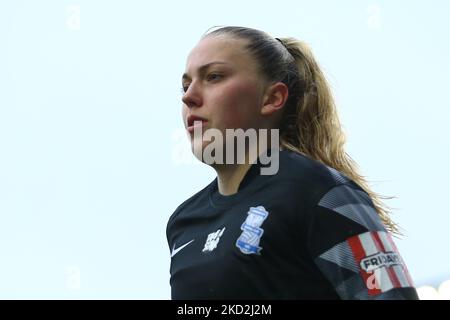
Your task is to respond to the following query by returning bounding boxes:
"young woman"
[166,26,419,300]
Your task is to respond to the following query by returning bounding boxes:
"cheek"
[213,81,261,128]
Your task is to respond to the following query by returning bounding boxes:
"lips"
[186,114,208,132]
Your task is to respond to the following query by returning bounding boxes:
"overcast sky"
[0,0,449,299]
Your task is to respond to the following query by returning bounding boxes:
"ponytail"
[279,37,399,235]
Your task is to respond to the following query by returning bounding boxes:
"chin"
[190,138,225,165]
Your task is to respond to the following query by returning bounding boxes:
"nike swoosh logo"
[171,239,195,258]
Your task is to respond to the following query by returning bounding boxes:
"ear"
[260,82,289,116]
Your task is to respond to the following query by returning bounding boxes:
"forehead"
[183,35,258,78]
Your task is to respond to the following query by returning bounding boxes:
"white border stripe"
[358,232,379,255]
[392,264,410,288]
[382,232,415,287]
[377,231,394,252]
[377,232,411,288]
[377,267,394,292]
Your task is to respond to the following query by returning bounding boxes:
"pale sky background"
[0,0,449,299]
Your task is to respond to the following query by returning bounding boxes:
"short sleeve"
[306,181,419,300]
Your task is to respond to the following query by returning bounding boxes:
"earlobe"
[261,104,278,116]
[260,82,289,116]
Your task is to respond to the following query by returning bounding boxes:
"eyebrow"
[182,61,229,82]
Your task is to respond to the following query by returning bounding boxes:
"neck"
[213,143,265,196]
[214,161,253,196]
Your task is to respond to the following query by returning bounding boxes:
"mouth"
[186,115,208,133]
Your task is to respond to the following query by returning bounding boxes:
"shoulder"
[282,149,387,257]
[276,149,383,238]
[278,148,349,184]
[278,150,384,239]
[166,180,213,238]
[276,148,359,203]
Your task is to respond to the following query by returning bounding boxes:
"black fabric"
[166,149,419,300]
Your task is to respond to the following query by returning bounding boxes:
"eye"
[180,84,190,94]
[180,73,223,94]
[207,73,222,81]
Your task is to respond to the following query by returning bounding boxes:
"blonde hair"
[280,37,398,235]
[204,26,399,234]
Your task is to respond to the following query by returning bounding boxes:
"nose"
[181,82,202,109]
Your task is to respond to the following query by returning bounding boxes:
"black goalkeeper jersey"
[166,149,419,300]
